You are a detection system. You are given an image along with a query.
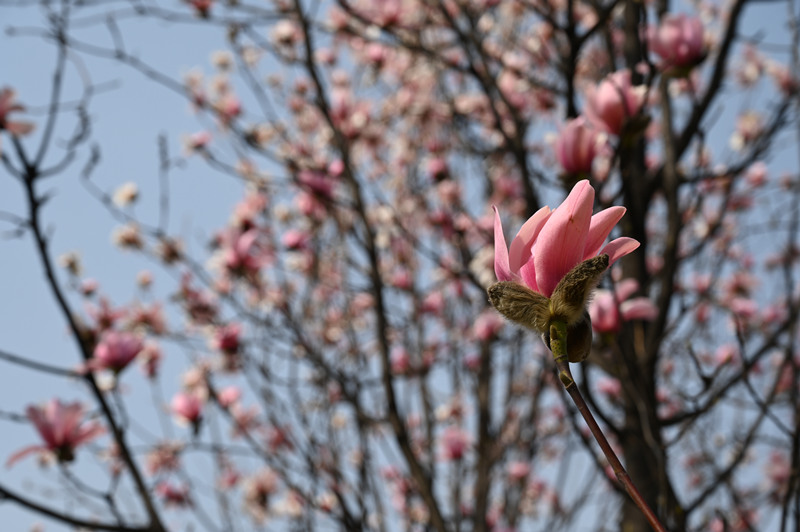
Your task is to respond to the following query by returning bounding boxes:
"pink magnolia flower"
[589,278,658,334]
[212,322,242,355]
[6,399,105,467]
[555,117,604,176]
[222,229,267,276]
[138,341,163,379]
[172,392,204,426]
[440,426,471,461]
[90,330,144,373]
[506,460,531,482]
[217,386,242,408]
[494,180,639,298]
[473,311,504,341]
[0,87,35,136]
[583,70,646,136]
[648,14,706,73]
[155,481,192,507]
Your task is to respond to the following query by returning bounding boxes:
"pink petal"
[601,237,640,265]
[584,206,627,259]
[533,180,594,297]
[614,278,640,301]
[5,121,34,136]
[73,423,106,446]
[27,404,56,448]
[5,445,47,468]
[508,206,552,274]
[493,206,512,282]
[53,402,84,446]
[519,259,540,293]
[236,229,259,255]
[620,298,659,321]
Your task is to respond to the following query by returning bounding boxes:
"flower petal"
[27,404,56,448]
[5,445,47,468]
[493,206,512,282]
[508,205,552,274]
[584,206,626,259]
[620,298,659,321]
[534,180,594,297]
[601,237,640,265]
[614,278,640,301]
[519,260,540,293]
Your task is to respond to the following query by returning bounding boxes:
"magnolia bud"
[544,311,593,363]
[487,281,551,333]
[549,255,609,326]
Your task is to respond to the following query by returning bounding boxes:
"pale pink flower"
[730,111,763,150]
[421,291,445,314]
[648,14,706,73]
[212,322,242,355]
[282,229,310,250]
[715,344,739,367]
[6,399,105,467]
[440,426,471,461]
[90,330,144,373]
[243,468,279,522]
[494,180,639,298]
[596,376,622,400]
[212,93,241,127]
[555,117,603,176]
[583,70,646,136]
[222,229,267,276]
[145,441,183,475]
[80,278,99,297]
[155,481,192,507]
[427,157,449,181]
[217,386,241,408]
[112,182,139,207]
[86,297,126,331]
[589,278,658,334]
[506,460,531,482]
[129,303,167,335]
[231,404,260,438]
[390,348,411,375]
[271,20,301,46]
[138,341,163,379]
[171,392,204,426]
[473,311,504,341]
[0,87,35,136]
[183,131,212,154]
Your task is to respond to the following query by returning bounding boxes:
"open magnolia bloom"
[488,180,639,361]
[6,399,105,467]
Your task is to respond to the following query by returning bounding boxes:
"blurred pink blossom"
[390,348,411,375]
[473,311,504,341]
[648,14,706,73]
[440,426,471,461]
[555,117,603,176]
[172,392,204,427]
[217,386,241,408]
[155,481,192,507]
[138,341,163,379]
[212,322,242,355]
[0,87,35,137]
[6,399,105,467]
[583,70,646,136]
[589,279,658,334]
[506,460,530,482]
[90,330,144,373]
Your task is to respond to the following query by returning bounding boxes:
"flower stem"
[549,321,669,532]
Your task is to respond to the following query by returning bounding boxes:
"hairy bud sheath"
[488,255,609,363]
